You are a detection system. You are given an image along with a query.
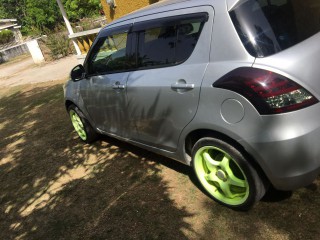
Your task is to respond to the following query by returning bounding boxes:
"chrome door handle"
[112,82,126,90]
[117,84,125,89]
[171,83,194,90]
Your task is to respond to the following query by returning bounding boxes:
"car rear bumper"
[239,104,320,191]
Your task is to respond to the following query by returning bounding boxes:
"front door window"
[88,31,130,75]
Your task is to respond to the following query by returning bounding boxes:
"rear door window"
[133,13,208,69]
[230,0,320,57]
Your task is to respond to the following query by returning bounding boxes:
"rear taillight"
[213,67,318,115]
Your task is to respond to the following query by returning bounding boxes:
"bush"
[0,30,14,44]
[44,28,73,60]
[74,17,106,32]
[63,0,101,21]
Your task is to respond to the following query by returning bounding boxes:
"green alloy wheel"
[192,137,267,210]
[68,105,98,143]
[70,109,87,141]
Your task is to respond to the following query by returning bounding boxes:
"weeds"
[42,27,73,60]
[0,29,14,45]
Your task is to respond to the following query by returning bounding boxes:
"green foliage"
[44,27,73,60]
[0,0,101,35]
[63,0,101,21]
[0,30,14,44]
[0,0,26,21]
[74,17,106,32]
[25,0,61,32]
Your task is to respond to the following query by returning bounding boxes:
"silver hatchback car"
[64,0,320,210]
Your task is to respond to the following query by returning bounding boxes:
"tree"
[25,0,62,33]
[62,0,101,21]
[0,0,26,22]
[0,0,59,34]
[0,0,101,34]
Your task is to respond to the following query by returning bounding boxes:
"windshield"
[230,0,320,57]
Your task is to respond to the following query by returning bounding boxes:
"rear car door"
[126,6,214,151]
[80,24,134,137]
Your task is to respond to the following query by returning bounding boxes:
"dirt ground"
[0,55,78,87]
[0,58,320,239]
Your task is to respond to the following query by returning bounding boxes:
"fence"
[0,43,29,63]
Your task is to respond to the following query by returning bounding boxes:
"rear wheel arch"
[185,129,243,156]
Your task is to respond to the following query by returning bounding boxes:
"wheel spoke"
[228,173,246,188]
[70,110,87,140]
[220,181,236,199]
[220,155,231,171]
[202,151,220,171]
[79,129,85,135]
[204,173,240,199]
[73,121,80,131]
[205,172,220,183]
[74,115,82,129]
[75,115,83,128]
[220,154,246,188]
[73,119,80,129]
[72,114,77,122]
[78,121,84,129]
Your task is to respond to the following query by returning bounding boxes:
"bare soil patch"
[0,81,319,239]
[0,56,77,87]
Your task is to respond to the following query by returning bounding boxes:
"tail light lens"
[213,67,318,115]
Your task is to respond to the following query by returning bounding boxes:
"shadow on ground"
[0,82,319,239]
[0,83,195,239]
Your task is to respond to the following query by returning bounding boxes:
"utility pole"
[56,0,81,55]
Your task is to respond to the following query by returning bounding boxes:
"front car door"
[126,6,214,151]
[80,23,134,137]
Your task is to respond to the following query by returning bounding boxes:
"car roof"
[103,0,240,29]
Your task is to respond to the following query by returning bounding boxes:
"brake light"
[213,67,318,114]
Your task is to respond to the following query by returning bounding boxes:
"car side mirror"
[70,64,85,81]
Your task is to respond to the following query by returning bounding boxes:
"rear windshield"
[230,0,320,57]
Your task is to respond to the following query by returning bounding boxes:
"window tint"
[176,21,203,62]
[137,25,176,67]
[136,13,207,68]
[230,0,320,57]
[88,31,129,74]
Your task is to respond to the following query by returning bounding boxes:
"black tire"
[68,104,99,143]
[191,137,268,210]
